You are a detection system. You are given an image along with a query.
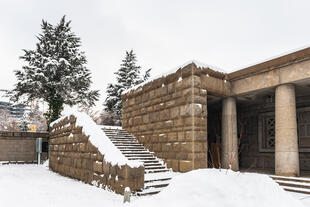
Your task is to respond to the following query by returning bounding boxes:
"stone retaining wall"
[0,131,48,163]
[49,115,144,194]
[122,63,225,172]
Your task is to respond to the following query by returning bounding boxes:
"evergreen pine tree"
[104,50,151,117]
[11,16,99,127]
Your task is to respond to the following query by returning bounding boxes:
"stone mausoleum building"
[121,47,310,177]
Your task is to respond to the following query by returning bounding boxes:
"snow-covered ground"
[0,163,306,207]
[291,192,310,206]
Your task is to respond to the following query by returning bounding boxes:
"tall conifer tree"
[11,16,99,127]
[104,50,151,117]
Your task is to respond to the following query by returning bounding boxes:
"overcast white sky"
[1,0,310,110]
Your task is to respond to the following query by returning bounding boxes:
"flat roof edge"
[228,46,310,81]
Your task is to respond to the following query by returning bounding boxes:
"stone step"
[112,142,140,145]
[270,176,310,184]
[105,134,132,137]
[102,127,174,196]
[116,146,145,149]
[276,180,310,190]
[145,169,170,174]
[122,151,153,154]
[145,177,172,183]
[135,187,165,196]
[145,166,167,170]
[120,149,149,152]
[122,150,151,153]
[282,186,310,195]
[108,135,134,138]
[114,143,144,146]
[270,175,310,195]
[117,147,146,150]
[124,155,155,158]
[117,145,145,148]
[110,138,136,141]
[105,133,132,136]
[144,163,163,167]
[112,141,139,144]
[141,160,161,164]
[144,180,170,189]
[124,155,154,158]
[128,157,157,161]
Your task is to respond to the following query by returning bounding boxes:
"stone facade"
[122,64,224,172]
[0,131,48,163]
[122,47,310,176]
[49,115,144,194]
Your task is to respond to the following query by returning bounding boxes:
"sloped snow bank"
[130,169,304,207]
[51,111,142,168]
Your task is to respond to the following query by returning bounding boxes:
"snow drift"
[130,169,304,207]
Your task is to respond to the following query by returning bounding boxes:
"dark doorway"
[207,94,222,168]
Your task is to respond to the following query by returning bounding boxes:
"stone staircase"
[101,127,174,196]
[270,175,310,195]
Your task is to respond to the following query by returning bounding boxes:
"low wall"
[49,115,144,194]
[0,131,48,163]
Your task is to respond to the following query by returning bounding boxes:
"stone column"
[221,97,239,171]
[275,84,299,176]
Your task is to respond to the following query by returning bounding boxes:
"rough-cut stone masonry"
[123,47,310,176]
[49,115,144,194]
[0,131,48,163]
[122,64,227,172]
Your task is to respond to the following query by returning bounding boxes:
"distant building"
[0,101,30,120]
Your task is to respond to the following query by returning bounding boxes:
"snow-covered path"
[0,164,307,207]
[0,164,123,207]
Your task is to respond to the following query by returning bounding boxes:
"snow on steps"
[270,175,310,194]
[101,126,175,196]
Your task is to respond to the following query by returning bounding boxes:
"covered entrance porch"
[207,80,310,177]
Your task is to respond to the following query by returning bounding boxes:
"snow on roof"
[232,44,310,72]
[122,60,226,95]
[51,111,142,168]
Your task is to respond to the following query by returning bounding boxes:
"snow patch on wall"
[195,104,202,108]
[122,60,226,95]
[51,111,142,168]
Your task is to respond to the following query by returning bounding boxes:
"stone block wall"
[122,63,220,172]
[0,131,48,163]
[49,115,144,194]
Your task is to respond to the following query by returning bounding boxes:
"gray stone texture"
[221,97,239,171]
[0,131,48,162]
[122,64,208,172]
[275,84,299,176]
[49,115,144,194]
